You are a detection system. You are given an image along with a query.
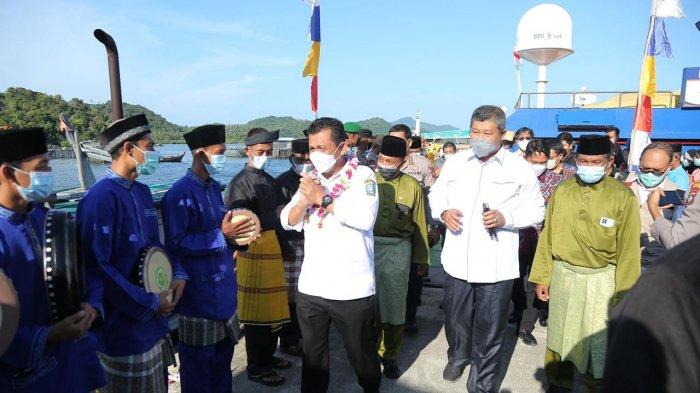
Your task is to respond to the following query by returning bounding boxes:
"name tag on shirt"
[599,217,615,228]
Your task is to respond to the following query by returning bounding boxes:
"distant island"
[0,87,457,145]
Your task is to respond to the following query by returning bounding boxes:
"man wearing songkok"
[429,105,545,390]
[161,124,254,392]
[0,128,105,392]
[623,142,680,271]
[281,117,381,393]
[77,114,186,392]
[275,138,312,358]
[373,135,429,379]
[224,127,290,386]
[530,134,641,393]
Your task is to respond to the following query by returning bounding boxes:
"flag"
[303,1,320,114]
[628,2,682,170]
[513,50,522,69]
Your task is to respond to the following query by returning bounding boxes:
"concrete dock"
[167,266,549,393]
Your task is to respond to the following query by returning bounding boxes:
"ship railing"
[514,91,676,110]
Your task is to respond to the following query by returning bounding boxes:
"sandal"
[272,356,292,369]
[248,371,286,387]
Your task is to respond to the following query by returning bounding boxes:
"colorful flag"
[303,1,320,114]
[513,50,522,69]
[628,1,683,170]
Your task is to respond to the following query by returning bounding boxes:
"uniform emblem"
[599,217,615,228]
[365,178,377,196]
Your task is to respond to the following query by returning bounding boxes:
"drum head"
[142,247,173,295]
[230,209,261,246]
[0,270,20,357]
[44,210,84,323]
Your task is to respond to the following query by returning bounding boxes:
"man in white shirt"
[429,105,545,392]
[280,117,381,393]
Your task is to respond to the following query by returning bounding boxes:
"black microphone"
[483,203,498,241]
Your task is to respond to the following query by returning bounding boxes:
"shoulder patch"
[365,177,377,196]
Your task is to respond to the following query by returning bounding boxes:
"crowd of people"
[1,105,699,393]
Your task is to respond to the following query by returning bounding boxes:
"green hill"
[0,87,456,145]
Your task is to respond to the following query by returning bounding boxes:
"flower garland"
[306,154,359,228]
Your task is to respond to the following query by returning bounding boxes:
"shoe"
[519,330,538,346]
[442,363,464,382]
[280,342,303,357]
[404,322,418,335]
[381,358,400,379]
[507,314,519,324]
[539,316,548,327]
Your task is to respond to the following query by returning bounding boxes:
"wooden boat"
[159,152,185,163]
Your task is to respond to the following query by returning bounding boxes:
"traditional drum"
[0,270,20,357]
[132,246,173,300]
[229,209,261,246]
[43,209,85,323]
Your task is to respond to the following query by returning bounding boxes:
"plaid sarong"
[178,313,241,347]
[283,239,304,303]
[98,336,175,393]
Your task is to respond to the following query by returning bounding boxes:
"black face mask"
[377,164,401,181]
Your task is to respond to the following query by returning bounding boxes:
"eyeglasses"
[639,168,667,177]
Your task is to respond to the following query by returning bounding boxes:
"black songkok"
[184,124,226,150]
[0,128,48,163]
[98,114,151,153]
[577,134,612,155]
[380,135,408,158]
[291,139,309,154]
[245,128,279,146]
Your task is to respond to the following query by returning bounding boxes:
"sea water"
[52,144,291,191]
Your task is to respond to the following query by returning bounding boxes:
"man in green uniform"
[530,135,641,393]
[373,135,430,379]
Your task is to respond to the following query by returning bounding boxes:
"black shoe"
[404,322,418,335]
[381,358,400,379]
[539,316,548,327]
[280,342,303,357]
[442,363,464,382]
[519,330,538,346]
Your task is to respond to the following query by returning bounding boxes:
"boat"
[159,152,185,163]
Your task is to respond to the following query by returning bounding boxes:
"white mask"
[530,163,547,177]
[546,158,557,170]
[251,153,270,170]
[310,143,344,174]
[517,139,531,151]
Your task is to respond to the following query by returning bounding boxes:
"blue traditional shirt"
[0,204,105,392]
[77,169,186,357]
[162,169,239,320]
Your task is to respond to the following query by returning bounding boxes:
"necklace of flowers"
[305,154,359,228]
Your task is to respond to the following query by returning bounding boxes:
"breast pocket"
[589,220,616,252]
[490,179,520,207]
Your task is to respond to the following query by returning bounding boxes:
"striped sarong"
[283,239,304,303]
[237,230,290,325]
[547,260,616,379]
[178,313,241,347]
[98,336,175,393]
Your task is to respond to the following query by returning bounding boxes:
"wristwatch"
[321,194,334,209]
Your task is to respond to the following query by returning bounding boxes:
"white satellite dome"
[515,4,573,66]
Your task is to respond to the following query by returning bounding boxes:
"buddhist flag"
[628,0,683,170]
[303,1,320,114]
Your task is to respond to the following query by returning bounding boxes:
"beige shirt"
[401,152,435,187]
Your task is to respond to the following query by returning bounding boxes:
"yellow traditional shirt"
[374,173,430,266]
[530,176,641,302]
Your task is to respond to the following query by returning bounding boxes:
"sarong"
[283,239,304,303]
[178,313,241,347]
[237,230,290,325]
[547,260,616,379]
[374,236,412,325]
[98,336,175,393]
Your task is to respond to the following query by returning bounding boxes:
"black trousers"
[405,263,423,325]
[512,227,546,333]
[443,273,513,393]
[244,324,278,375]
[279,302,302,347]
[297,292,381,393]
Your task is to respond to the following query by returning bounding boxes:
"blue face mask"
[695,159,700,167]
[11,167,54,202]
[681,158,690,167]
[131,146,160,176]
[576,165,606,184]
[203,153,227,175]
[471,138,500,158]
[638,170,667,189]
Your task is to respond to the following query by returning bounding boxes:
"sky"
[1,0,699,129]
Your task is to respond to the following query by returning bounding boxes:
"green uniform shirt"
[530,176,641,303]
[374,173,430,266]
